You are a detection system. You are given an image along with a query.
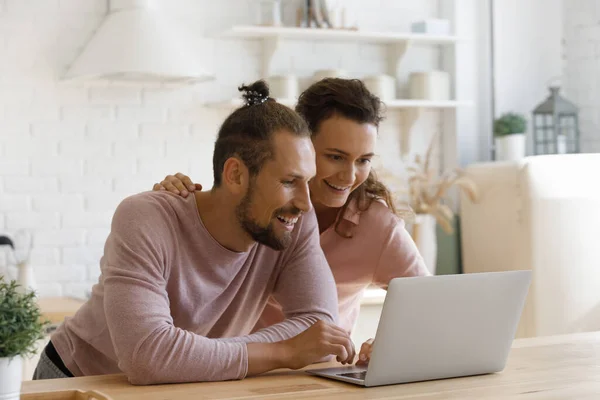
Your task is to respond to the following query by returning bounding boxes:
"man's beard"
[235,183,299,251]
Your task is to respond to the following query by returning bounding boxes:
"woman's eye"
[327,154,343,161]
[358,158,372,165]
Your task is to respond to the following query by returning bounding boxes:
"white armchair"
[460,154,600,338]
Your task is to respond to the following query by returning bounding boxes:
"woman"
[154,78,430,364]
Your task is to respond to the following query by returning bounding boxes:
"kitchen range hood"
[64,0,214,84]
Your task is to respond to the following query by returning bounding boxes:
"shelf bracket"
[387,41,410,77]
[261,37,282,78]
[400,107,423,158]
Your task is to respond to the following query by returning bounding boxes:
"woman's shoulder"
[355,198,410,232]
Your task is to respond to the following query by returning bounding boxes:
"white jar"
[267,75,299,100]
[363,74,396,101]
[409,71,450,101]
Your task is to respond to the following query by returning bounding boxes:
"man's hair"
[296,78,407,237]
[212,80,310,187]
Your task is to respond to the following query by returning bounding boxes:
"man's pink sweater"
[50,191,338,385]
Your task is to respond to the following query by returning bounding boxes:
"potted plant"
[494,112,527,161]
[0,277,47,400]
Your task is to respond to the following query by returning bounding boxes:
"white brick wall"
[563,0,600,153]
[34,229,86,247]
[0,0,446,296]
[0,158,30,176]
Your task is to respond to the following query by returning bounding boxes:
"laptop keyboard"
[338,371,367,380]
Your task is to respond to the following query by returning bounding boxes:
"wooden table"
[21,331,600,399]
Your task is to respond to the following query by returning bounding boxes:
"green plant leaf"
[0,276,49,358]
[494,112,527,137]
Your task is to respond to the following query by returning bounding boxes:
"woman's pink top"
[255,199,430,334]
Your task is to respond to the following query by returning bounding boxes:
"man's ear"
[222,157,249,195]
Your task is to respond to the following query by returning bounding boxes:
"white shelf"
[220,25,462,45]
[218,26,462,78]
[207,98,472,109]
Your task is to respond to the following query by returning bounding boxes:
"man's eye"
[282,180,294,186]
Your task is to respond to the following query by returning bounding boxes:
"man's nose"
[294,182,312,213]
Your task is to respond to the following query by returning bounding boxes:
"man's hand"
[152,172,201,198]
[281,320,356,369]
[246,321,355,376]
[356,338,374,366]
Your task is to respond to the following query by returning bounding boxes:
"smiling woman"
[294,78,404,237]
[154,78,430,365]
[308,114,378,233]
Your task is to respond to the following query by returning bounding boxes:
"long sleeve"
[102,197,248,385]
[218,210,339,344]
[372,217,431,289]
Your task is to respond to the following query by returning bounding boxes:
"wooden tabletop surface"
[21,331,600,399]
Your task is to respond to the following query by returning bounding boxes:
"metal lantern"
[532,86,580,155]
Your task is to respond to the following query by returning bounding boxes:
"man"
[33,81,355,384]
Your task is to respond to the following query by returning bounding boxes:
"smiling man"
[34,81,355,385]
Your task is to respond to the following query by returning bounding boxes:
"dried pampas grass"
[381,134,479,234]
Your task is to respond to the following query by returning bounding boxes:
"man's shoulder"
[114,191,188,226]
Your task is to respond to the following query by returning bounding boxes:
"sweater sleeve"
[221,209,339,344]
[102,195,248,385]
[372,216,431,289]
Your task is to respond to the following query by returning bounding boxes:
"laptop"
[307,270,531,387]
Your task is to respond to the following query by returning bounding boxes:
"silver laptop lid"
[365,271,531,387]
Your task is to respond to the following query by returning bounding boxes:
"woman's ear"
[222,157,249,195]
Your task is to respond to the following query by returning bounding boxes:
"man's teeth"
[277,215,298,224]
[325,181,349,191]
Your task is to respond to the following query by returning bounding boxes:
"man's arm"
[103,195,255,385]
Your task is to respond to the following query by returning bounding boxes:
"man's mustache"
[275,207,302,217]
